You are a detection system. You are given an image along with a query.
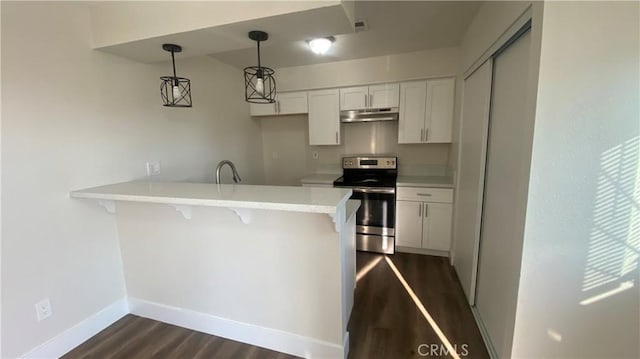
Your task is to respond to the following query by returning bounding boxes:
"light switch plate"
[146,161,161,176]
[35,298,52,321]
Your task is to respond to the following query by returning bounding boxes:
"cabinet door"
[308,89,340,145]
[369,83,399,109]
[395,201,424,248]
[425,78,455,143]
[277,91,308,114]
[422,202,452,251]
[249,102,277,116]
[339,86,368,110]
[398,81,427,144]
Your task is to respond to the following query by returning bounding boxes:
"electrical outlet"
[35,298,52,321]
[146,161,161,176]
[312,151,319,160]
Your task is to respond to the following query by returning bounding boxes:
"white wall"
[460,1,531,73]
[512,2,640,357]
[260,48,460,185]
[1,2,263,357]
[89,1,341,47]
[276,47,460,91]
[118,202,351,357]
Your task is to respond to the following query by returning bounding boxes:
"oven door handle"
[349,187,396,194]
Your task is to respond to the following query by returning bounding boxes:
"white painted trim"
[21,298,128,359]
[343,332,350,358]
[463,6,533,79]
[128,297,347,359]
[395,246,449,257]
[469,58,493,306]
[471,306,498,359]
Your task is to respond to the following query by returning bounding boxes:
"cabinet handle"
[335,131,339,144]
[364,94,368,108]
[369,94,373,107]
[418,203,422,217]
[424,204,428,217]
[425,128,429,141]
[277,101,281,113]
[416,193,432,197]
[420,128,424,142]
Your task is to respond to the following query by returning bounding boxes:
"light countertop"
[300,173,340,185]
[396,176,454,188]
[70,181,353,214]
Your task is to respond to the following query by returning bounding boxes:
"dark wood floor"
[349,252,488,358]
[64,252,488,359]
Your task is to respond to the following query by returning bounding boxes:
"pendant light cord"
[171,50,178,86]
[257,41,261,69]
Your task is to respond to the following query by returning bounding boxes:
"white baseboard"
[128,297,347,359]
[470,306,498,359]
[22,298,128,359]
[395,246,449,257]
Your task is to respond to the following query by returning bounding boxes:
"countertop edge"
[70,186,353,215]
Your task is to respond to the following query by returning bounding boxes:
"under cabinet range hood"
[340,108,399,123]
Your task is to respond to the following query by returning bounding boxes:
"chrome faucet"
[215,160,242,184]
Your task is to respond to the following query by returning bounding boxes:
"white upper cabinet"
[249,91,308,116]
[425,79,454,143]
[339,83,399,110]
[339,86,368,110]
[277,91,308,115]
[368,83,400,109]
[398,81,427,143]
[398,78,455,144]
[308,89,340,145]
[249,102,277,116]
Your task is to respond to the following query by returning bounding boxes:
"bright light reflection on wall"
[581,136,639,305]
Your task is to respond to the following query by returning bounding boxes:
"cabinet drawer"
[396,187,453,203]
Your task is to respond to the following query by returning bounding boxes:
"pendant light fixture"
[244,30,276,103]
[160,44,192,107]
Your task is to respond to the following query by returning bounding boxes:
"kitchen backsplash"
[260,115,451,185]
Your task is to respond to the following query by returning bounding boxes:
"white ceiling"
[212,1,482,69]
[96,1,481,69]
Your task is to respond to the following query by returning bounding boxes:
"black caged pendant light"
[244,31,276,103]
[160,44,192,107]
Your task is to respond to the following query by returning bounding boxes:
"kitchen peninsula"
[70,181,358,358]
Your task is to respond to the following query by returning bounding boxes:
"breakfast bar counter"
[71,181,358,358]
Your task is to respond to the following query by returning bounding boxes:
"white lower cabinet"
[395,187,453,253]
[396,201,424,248]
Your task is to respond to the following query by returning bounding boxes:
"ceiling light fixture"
[160,44,192,108]
[244,30,276,103]
[308,37,335,55]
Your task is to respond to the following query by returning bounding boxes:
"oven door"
[350,187,396,232]
[347,186,396,254]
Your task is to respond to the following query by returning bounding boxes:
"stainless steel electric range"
[333,156,397,254]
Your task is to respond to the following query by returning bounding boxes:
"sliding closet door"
[452,60,493,303]
[474,29,532,356]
